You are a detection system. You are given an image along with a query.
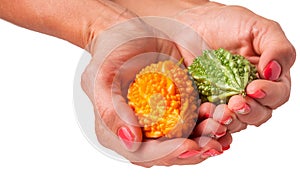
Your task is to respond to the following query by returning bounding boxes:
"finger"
[133,138,201,167]
[134,136,224,167]
[228,95,273,126]
[192,118,227,138]
[94,110,205,167]
[94,80,143,152]
[226,115,247,133]
[194,136,223,159]
[253,19,296,81]
[212,104,234,125]
[247,75,291,109]
[198,102,216,119]
[212,104,247,133]
[112,94,144,152]
[218,132,233,151]
[173,137,225,164]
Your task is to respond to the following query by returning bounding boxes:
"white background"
[1,0,299,176]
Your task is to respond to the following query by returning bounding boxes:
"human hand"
[80,14,232,167]
[173,2,296,132]
[113,0,296,132]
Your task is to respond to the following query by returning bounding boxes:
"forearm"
[0,0,134,49]
[111,0,209,17]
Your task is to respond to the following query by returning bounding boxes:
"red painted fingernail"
[221,116,233,125]
[178,150,202,159]
[233,103,251,115]
[204,113,212,118]
[201,149,223,158]
[214,131,226,138]
[248,89,266,99]
[263,60,281,81]
[118,127,135,150]
[222,145,230,151]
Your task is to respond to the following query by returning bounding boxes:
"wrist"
[83,1,137,50]
[0,0,137,50]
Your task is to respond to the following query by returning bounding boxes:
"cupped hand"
[80,15,230,167]
[111,0,295,132]
[174,2,296,131]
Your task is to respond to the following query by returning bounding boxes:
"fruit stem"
[177,58,184,66]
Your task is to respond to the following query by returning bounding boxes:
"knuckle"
[271,82,291,109]
[94,118,112,148]
[229,123,247,133]
[95,106,119,134]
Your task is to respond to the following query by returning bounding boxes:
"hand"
[81,15,231,167]
[113,0,296,132]
[0,0,232,168]
[171,2,296,133]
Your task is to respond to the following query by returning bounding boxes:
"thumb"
[258,40,295,81]
[253,20,295,81]
[91,66,143,152]
[111,94,143,152]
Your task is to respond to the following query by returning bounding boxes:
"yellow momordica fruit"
[127,60,198,138]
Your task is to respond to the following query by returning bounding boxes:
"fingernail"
[263,60,281,81]
[201,149,223,159]
[118,127,135,150]
[204,113,213,118]
[213,131,227,138]
[178,150,202,159]
[222,145,230,151]
[221,116,233,125]
[233,103,251,115]
[248,89,266,99]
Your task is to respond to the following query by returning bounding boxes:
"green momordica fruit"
[188,48,258,104]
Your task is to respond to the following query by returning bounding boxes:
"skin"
[82,14,230,167]
[1,0,295,167]
[0,0,230,167]
[112,0,296,132]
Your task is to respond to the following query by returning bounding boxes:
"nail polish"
[204,113,212,118]
[222,145,230,151]
[178,150,202,159]
[201,149,223,159]
[248,89,266,99]
[118,127,135,149]
[263,60,281,81]
[214,131,227,138]
[221,116,233,125]
[234,103,251,115]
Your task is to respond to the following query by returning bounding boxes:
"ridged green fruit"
[188,48,258,104]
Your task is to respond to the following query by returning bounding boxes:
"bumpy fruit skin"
[188,48,258,104]
[127,60,198,138]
